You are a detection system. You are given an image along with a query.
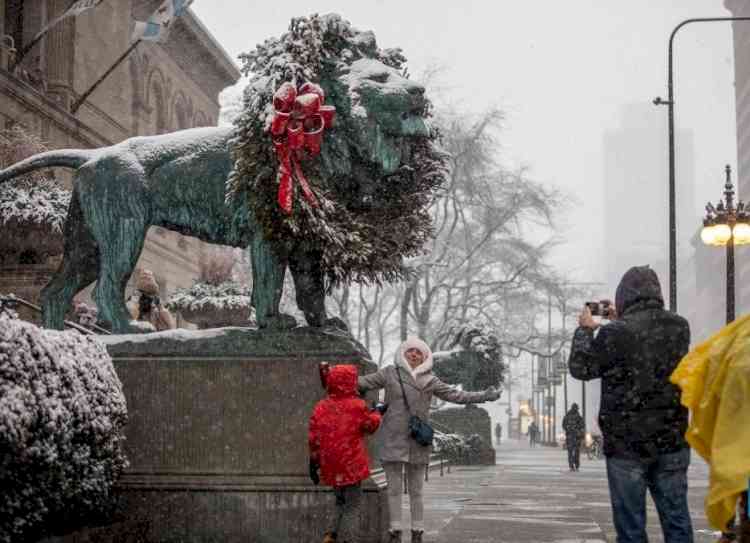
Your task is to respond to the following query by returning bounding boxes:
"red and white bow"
[269,81,336,215]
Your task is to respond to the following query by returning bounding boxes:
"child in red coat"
[309,364,386,543]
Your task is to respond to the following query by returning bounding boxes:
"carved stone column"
[0,0,6,37]
[44,0,75,109]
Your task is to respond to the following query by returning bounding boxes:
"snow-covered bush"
[433,431,483,464]
[0,126,71,265]
[0,316,128,542]
[165,281,256,328]
[166,281,253,314]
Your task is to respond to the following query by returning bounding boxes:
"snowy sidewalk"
[401,439,718,543]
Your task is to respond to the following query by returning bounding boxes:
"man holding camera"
[569,265,693,543]
[126,268,175,332]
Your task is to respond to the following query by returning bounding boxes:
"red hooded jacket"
[308,365,381,487]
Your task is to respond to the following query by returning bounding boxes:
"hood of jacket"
[615,265,664,317]
[396,336,434,387]
[326,364,359,398]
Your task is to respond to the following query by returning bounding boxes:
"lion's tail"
[0,149,94,183]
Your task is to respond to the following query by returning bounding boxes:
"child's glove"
[372,402,389,415]
[319,362,330,389]
[309,458,320,485]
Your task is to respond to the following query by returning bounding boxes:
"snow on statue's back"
[0,13,445,334]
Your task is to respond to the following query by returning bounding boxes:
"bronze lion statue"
[0,14,444,333]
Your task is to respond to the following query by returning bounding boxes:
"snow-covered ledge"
[165,281,255,329]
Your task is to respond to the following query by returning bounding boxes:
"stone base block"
[431,404,496,465]
[46,326,390,542]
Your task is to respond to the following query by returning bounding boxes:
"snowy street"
[410,440,716,543]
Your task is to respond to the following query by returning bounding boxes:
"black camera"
[138,294,160,316]
[586,300,612,318]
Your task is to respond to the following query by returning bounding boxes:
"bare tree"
[329,102,571,364]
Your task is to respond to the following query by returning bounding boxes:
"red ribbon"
[270,81,336,215]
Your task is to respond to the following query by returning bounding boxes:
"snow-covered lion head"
[229,13,446,285]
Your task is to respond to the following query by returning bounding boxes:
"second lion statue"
[0,14,438,333]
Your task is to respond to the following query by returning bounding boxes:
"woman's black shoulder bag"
[395,365,434,447]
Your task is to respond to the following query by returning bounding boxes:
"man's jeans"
[605,448,693,543]
[567,440,580,470]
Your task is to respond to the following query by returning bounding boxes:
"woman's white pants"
[382,461,425,532]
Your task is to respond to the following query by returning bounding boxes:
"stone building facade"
[0,0,240,323]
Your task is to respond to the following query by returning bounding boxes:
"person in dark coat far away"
[527,420,539,448]
[309,364,385,543]
[562,403,585,471]
[568,265,693,543]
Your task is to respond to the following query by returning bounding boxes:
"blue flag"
[132,0,194,42]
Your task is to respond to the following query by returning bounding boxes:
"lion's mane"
[227,13,446,287]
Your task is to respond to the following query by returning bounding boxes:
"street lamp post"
[699,165,750,540]
[699,165,750,324]
[653,16,750,313]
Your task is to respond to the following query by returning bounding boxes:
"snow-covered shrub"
[433,431,483,464]
[0,316,128,543]
[165,281,252,314]
[0,126,71,265]
[165,281,256,328]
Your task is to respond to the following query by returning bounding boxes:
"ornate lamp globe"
[733,222,750,245]
[713,223,732,245]
[701,223,718,246]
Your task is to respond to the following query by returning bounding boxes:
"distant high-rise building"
[593,104,696,426]
[602,103,696,302]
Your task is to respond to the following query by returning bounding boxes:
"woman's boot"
[411,530,423,543]
[388,530,402,543]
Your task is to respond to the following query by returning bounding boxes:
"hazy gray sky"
[193,0,737,291]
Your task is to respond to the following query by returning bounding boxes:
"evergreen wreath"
[227,13,447,287]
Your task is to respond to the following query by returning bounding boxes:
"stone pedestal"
[84,327,388,542]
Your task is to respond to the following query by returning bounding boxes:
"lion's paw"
[324,316,349,332]
[259,313,298,330]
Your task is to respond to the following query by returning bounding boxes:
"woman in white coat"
[358,336,500,543]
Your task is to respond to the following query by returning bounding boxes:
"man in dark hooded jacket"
[562,403,585,471]
[568,266,693,543]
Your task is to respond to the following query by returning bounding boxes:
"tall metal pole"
[563,361,568,415]
[654,16,750,312]
[727,235,735,324]
[582,380,587,434]
[506,363,512,441]
[561,300,568,421]
[531,354,536,431]
[725,165,737,325]
[553,370,557,442]
[547,294,552,444]
[546,376,551,445]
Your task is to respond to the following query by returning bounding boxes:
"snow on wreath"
[227,13,447,287]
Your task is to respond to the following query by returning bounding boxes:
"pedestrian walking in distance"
[569,265,694,543]
[527,421,539,448]
[495,422,503,445]
[562,403,585,471]
[358,337,500,543]
[309,364,386,543]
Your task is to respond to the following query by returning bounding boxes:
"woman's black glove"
[372,402,389,415]
[309,458,320,485]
